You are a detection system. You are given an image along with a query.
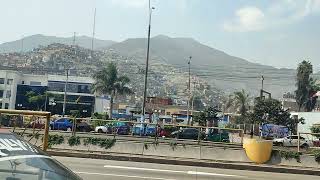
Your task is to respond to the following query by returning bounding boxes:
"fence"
[0,109,50,151]
[0,110,246,154]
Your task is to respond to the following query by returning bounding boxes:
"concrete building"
[0,70,108,117]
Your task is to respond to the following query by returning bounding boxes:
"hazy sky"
[0,0,319,70]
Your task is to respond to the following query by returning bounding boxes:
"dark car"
[0,130,82,180]
[171,128,205,140]
[76,121,93,132]
[95,121,131,135]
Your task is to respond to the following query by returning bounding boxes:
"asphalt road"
[55,156,319,180]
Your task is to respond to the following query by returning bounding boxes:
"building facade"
[0,70,108,117]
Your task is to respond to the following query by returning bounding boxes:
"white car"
[273,135,313,148]
[95,125,109,133]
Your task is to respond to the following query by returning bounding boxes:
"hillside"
[108,35,297,98]
[0,34,115,53]
[0,34,302,98]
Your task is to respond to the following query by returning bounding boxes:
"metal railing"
[0,109,51,151]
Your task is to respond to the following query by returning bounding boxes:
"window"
[0,78,4,84]
[21,80,25,84]
[0,90,3,98]
[7,79,13,85]
[30,81,41,86]
[6,90,11,98]
[166,112,171,115]
[56,119,66,122]
[184,129,197,133]
[289,136,298,139]
[5,103,9,109]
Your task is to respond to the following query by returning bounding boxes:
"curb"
[48,150,320,176]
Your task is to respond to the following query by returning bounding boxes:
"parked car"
[77,121,93,132]
[160,126,179,137]
[95,121,131,135]
[50,118,73,131]
[205,129,230,143]
[171,128,205,140]
[273,135,313,148]
[28,120,45,129]
[0,130,82,180]
[133,124,157,136]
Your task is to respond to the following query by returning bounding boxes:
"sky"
[0,0,319,71]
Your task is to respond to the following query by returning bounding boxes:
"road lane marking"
[103,165,245,178]
[75,171,176,180]
[104,165,183,173]
[187,171,240,177]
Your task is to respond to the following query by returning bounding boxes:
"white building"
[0,70,108,116]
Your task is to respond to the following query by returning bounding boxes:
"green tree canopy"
[233,89,250,116]
[249,98,304,134]
[92,62,133,119]
[295,60,314,111]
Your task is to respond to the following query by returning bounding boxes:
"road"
[55,156,319,180]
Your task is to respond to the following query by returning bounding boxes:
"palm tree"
[233,89,250,116]
[222,94,234,114]
[92,62,132,119]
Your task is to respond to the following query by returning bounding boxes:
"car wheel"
[301,143,309,149]
[67,127,72,131]
[97,129,103,133]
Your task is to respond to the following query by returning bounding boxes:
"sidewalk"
[48,149,320,176]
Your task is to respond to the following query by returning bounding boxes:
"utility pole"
[260,75,264,98]
[141,0,155,122]
[62,69,69,116]
[191,80,196,125]
[261,75,264,90]
[73,32,76,46]
[187,56,192,125]
[91,8,96,52]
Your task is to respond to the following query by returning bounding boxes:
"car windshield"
[0,156,81,180]
[0,133,81,180]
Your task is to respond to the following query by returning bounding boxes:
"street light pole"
[141,0,155,122]
[261,75,264,90]
[187,56,192,125]
[62,69,69,116]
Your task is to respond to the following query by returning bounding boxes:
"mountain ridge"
[0,34,302,97]
[0,34,116,53]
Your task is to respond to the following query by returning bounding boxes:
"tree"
[92,62,133,119]
[26,91,54,111]
[305,78,320,111]
[295,60,313,111]
[192,111,207,126]
[193,96,204,110]
[249,98,304,134]
[233,90,250,116]
[222,94,234,113]
[192,106,220,128]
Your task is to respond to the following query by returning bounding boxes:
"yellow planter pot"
[243,139,273,164]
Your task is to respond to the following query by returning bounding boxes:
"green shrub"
[48,134,64,147]
[83,137,116,149]
[279,150,301,163]
[312,150,320,163]
[310,125,320,138]
[169,140,177,151]
[68,136,81,146]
